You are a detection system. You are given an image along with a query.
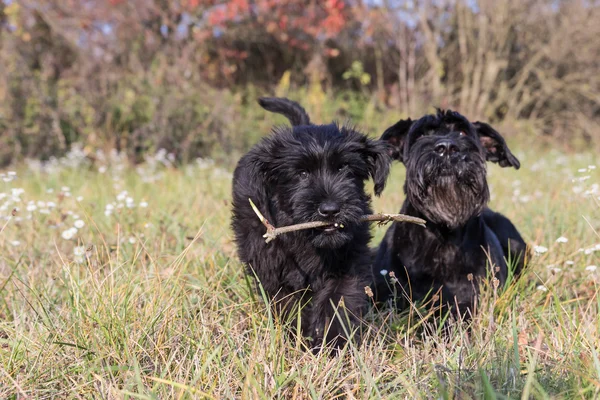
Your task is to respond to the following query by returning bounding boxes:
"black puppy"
[372,109,527,317]
[232,97,391,350]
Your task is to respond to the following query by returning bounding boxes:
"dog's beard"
[284,186,368,249]
[406,155,489,229]
[310,225,355,248]
[293,208,364,249]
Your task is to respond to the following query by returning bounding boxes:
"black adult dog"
[372,109,527,317]
[232,97,391,350]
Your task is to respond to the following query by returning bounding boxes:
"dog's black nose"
[318,201,341,218]
[434,140,460,156]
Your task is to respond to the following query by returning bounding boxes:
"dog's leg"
[309,276,367,351]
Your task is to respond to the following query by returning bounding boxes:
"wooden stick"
[249,198,426,243]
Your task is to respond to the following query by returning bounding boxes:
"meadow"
[0,138,599,398]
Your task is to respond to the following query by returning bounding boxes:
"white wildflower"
[586,265,598,272]
[379,269,388,276]
[536,285,548,292]
[533,245,548,254]
[11,188,24,197]
[74,219,85,229]
[10,240,20,247]
[76,196,84,202]
[139,201,148,208]
[61,227,77,240]
[73,246,85,256]
[128,237,136,244]
[116,191,128,202]
[555,236,568,243]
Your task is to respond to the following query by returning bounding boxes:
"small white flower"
[11,188,24,197]
[7,171,16,176]
[26,203,37,212]
[139,201,148,208]
[586,265,598,272]
[46,188,54,193]
[379,269,388,276]
[61,227,78,240]
[74,255,85,264]
[128,237,136,244]
[533,245,548,254]
[47,201,56,208]
[578,168,588,173]
[588,165,597,170]
[144,223,153,229]
[61,186,70,192]
[74,219,85,229]
[565,260,574,265]
[76,196,84,202]
[104,210,112,217]
[116,191,128,202]
[98,166,107,173]
[536,285,548,292]
[10,240,20,247]
[556,236,568,243]
[73,246,85,256]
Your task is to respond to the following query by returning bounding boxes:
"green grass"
[0,147,599,399]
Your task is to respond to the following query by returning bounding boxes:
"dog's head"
[381,109,519,229]
[255,97,391,248]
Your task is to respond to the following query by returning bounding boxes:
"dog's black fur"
[372,109,527,317]
[232,97,391,350]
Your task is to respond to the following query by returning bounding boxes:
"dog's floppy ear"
[472,121,520,169]
[258,97,311,127]
[364,139,392,196]
[380,118,413,162]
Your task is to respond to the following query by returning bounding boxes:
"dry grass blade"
[249,198,426,243]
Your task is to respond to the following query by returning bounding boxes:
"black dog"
[372,109,527,318]
[231,97,391,350]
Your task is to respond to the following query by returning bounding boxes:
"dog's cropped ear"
[380,118,413,162]
[473,122,520,169]
[258,97,311,127]
[364,139,392,196]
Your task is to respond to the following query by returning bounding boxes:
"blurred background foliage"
[0,0,598,166]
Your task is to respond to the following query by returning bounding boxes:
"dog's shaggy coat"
[232,97,391,350]
[372,110,527,317]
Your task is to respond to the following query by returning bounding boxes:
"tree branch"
[249,198,426,244]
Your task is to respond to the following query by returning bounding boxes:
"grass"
[0,145,599,399]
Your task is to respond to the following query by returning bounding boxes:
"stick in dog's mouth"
[249,198,426,243]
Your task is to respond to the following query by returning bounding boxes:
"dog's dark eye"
[459,131,467,137]
[299,171,309,180]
